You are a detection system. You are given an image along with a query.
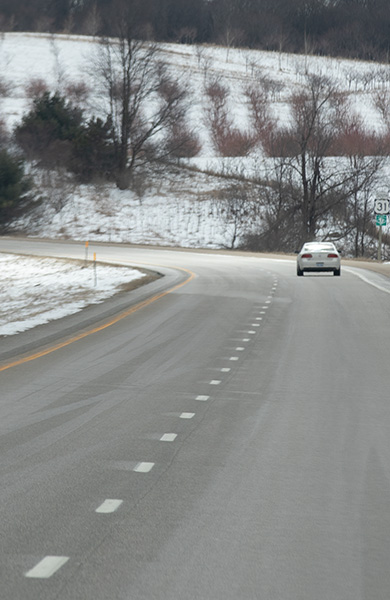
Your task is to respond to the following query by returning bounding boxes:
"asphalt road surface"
[1,238,390,600]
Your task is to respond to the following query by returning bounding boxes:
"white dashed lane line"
[134,462,155,473]
[180,412,195,419]
[96,499,123,513]
[25,556,69,579]
[160,433,177,442]
[22,291,281,583]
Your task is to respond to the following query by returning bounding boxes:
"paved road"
[1,239,390,600]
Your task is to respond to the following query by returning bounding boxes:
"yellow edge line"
[0,266,196,373]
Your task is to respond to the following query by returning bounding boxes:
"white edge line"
[344,267,390,295]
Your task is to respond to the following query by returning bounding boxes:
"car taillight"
[301,253,312,258]
[327,253,338,258]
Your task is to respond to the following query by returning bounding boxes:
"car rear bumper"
[301,266,339,272]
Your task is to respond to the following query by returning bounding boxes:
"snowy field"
[0,253,145,336]
[1,33,390,336]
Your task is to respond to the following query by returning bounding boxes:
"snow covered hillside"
[1,32,389,249]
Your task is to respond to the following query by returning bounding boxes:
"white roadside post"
[93,252,97,286]
[374,197,389,262]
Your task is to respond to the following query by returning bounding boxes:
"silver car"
[297,242,341,276]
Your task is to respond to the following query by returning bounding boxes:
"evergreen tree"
[15,92,83,168]
[0,150,30,225]
[70,116,116,182]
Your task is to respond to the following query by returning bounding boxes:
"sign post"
[374,198,389,262]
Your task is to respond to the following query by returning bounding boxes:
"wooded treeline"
[2,0,390,62]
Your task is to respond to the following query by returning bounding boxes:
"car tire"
[334,268,341,276]
[297,266,304,276]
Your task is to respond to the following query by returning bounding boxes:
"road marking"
[0,266,196,372]
[255,317,263,320]
[251,323,260,327]
[235,347,245,351]
[180,412,195,419]
[210,379,221,384]
[134,462,155,473]
[247,331,256,334]
[242,338,250,342]
[96,499,123,513]
[25,556,69,579]
[160,433,177,442]
[221,368,231,372]
[230,356,239,361]
[344,267,390,295]
[196,395,209,401]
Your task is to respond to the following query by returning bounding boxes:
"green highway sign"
[376,214,388,226]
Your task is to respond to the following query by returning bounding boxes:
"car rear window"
[304,244,335,251]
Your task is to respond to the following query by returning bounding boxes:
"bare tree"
[271,74,376,245]
[373,89,390,132]
[93,22,190,188]
[246,73,387,251]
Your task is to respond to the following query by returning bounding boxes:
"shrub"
[65,81,90,105]
[164,122,202,158]
[204,80,257,156]
[25,78,49,100]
